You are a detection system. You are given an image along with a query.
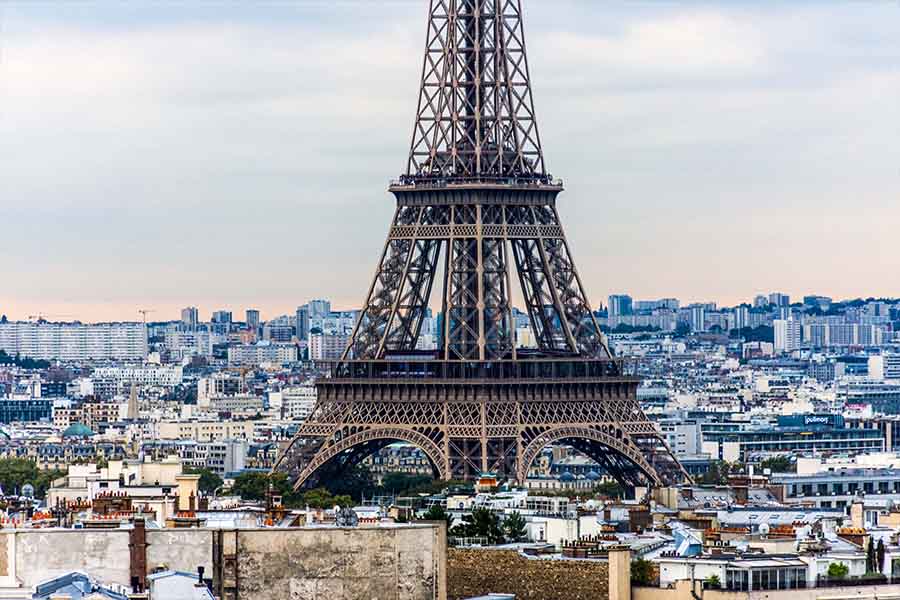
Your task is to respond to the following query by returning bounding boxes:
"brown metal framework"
[273,0,688,492]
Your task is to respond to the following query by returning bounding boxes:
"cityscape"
[2,0,899,600]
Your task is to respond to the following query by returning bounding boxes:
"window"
[727,570,748,591]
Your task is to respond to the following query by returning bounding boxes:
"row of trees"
[0,350,50,370]
[225,472,354,508]
[866,537,887,575]
[0,459,65,499]
[697,456,795,486]
[421,505,526,543]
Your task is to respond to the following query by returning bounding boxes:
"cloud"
[542,11,765,80]
[0,2,898,320]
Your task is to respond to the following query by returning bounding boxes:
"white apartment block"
[209,394,264,414]
[607,312,677,331]
[869,354,900,381]
[227,342,298,366]
[163,330,219,357]
[190,439,247,475]
[308,311,358,335]
[309,333,350,361]
[0,322,147,361]
[280,385,317,420]
[156,420,255,442]
[801,322,885,349]
[91,365,183,387]
[774,319,802,353]
[197,373,246,407]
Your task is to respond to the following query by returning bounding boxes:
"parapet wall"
[0,524,445,600]
[218,526,445,600]
[447,548,610,600]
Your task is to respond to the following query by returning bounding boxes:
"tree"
[0,459,64,498]
[184,467,224,495]
[729,326,774,343]
[827,562,849,579]
[381,472,433,494]
[503,511,527,543]
[699,461,731,485]
[704,574,721,589]
[421,504,454,530]
[877,538,886,574]
[33,468,67,499]
[0,350,49,369]
[867,537,877,574]
[300,487,353,509]
[452,507,503,544]
[594,481,624,499]
[229,472,293,503]
[631,558,655,586]
[324,464,376,501]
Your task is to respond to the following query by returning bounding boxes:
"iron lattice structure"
[274,0,688,491]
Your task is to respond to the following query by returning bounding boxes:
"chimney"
[175,475,201,512]
[129,518,148,592]
[851,499,865,529]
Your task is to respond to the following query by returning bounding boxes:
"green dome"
[62,423,94,438]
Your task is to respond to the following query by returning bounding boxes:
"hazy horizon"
[2,2,898,323]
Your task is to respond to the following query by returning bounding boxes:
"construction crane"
[138,309,155,325]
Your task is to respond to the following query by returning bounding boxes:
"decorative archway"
[516,425,662,487]
[292,427,448,491]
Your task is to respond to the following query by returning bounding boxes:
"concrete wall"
[8,529,132,589]
[146,529,213,575]
[447,548,609,600]
[0,524,445,600]
[223,525,445,600]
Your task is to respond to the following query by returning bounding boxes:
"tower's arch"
[517,426,663,489]
[289,427,449,491]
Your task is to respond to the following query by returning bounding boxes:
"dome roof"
[62,423,94,438]
[586,470,601,480]
[559,472,575,482]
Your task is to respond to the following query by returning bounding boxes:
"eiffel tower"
[274,0,687,491]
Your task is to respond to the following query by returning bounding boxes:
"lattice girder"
[408,0,546,181]
[273,0,690,494]
[273,376,689,490]
[346,193,612,360]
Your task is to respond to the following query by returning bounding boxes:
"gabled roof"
[147,571,215,600]
[33,572,126,600]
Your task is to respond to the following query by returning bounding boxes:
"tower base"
[274,358,687,490]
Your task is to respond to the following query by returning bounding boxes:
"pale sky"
[1,1,898,323]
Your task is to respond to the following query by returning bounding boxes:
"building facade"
[0,322,147,361]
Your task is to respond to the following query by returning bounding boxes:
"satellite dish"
[336,507,359,528]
